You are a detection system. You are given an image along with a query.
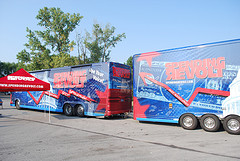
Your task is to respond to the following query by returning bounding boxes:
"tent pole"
[44,93,46,117]
[49,91,51,123]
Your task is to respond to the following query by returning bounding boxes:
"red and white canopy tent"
[0,68,51,121]
[0,68,50,92]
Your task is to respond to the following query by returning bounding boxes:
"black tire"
[223,115,240,135]
[63,104,73,116]
[179,114,198,130]
[200,114,220,132]
[75,104,84,117]
[15,100,21,110]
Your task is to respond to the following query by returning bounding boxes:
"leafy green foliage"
[50,53,79,68]
[0,61,17,77]
[126,56,133,69]
[125,56,133,99]
[36,7,82,54]
[76,32,92,65]
[126,55,133,83]
[17,7,126,71]
[17,7,83,70]
[85,23,126,63]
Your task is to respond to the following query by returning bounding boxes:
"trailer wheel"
[75,104,84,117]
[223,116,240,135]
[15,100,21,110]
[200,114,220,132]
[179,114,198,130]
[63,104,73,116]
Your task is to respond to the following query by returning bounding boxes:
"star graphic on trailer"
[133,97,150,119]
[95,87,109,111]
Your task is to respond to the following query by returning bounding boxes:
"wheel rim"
[227,119,240,131]
[66,105,72,114]
[204,117,215,129]
[16,100,20,108]
[183,116,193,127]
[77,106,83,114]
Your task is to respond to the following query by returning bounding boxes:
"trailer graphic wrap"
[222,70,240,117]
[133,39,240,123]
[110,64,131,89]
[11,62,131,116]
[53,70,87,88]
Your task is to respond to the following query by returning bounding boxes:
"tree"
[126,56,133,69]
[85,23,126,63]
[126,55,133,83]
[17,7,83,70]
[76,32,89,64]
[125,56,133,100]
[0,61,17,78]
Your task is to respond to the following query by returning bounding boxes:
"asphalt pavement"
[0,93,240,161]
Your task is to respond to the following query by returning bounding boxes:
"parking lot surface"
[0,94,240,161]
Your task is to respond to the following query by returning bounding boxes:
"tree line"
[1,7,133,77]
[0,61,17,78]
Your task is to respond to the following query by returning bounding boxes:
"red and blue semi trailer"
[11,62,132,117]
[133,39,240,135]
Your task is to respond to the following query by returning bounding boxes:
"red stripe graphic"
[27,89,97,105]
[139,72,230,107]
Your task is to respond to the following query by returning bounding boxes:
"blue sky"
[0,0,239,64]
